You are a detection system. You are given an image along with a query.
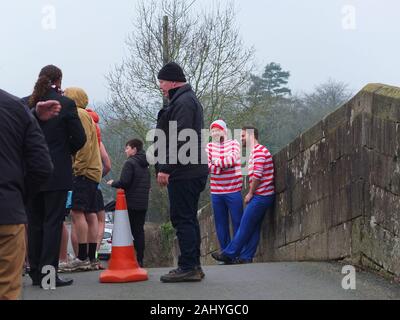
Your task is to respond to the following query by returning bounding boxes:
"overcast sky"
[1,0,399,104]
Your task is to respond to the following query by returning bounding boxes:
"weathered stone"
[350,112,372,149]
[350,87,374,117]
[285,211,302,244]
[369,185,400,237]
[326,122,351,163]
[302,198,328,238]
[291,180,309,212]
[323,102,350,134]
[274,164,287,194]
[295,238,309,261]
[272,201,286,248]
[274,243,296,261]
[361,222,400,277]
[371,92,400,122]
[369,150,400,196]
[300,121,324,151]
[143,223,174,268]
[308,232,328,260]
[273,147,288,169]
[350,217,363,265]
[369,116,399,157]
[327,222,352,260]
[288,136,301,160]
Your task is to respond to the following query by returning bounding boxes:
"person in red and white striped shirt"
[206,120,243,251]
[212,126,275,264]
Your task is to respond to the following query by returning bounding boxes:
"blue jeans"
[211,192,243,250]
[223,194,275,261]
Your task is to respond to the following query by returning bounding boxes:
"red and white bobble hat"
[210,119,227,132]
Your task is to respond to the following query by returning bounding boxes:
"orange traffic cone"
[100,189,148,283]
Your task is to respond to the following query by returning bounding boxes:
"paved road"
[21,261,400,300]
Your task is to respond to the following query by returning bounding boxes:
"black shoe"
[234,258,253,264]
[168,266,205,279]
[211,252,235,264]
[55,275,73,287]
[29,271,40,286]
[161,268,202,283]
[196,266,205,279]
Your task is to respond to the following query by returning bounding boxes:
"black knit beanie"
[157,62,187,82]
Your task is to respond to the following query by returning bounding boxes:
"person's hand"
[244,192,254,205]
[36,100,62,121]
[106,180,114,186]
[157,172,170,187]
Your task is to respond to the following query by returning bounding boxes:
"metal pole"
[162,16,170,106]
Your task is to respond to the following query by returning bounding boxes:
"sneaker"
[211,251,235,264]
[63,258,91,272]
[90,259,104,271]
[161,268,202,283]
[58,261,69,273]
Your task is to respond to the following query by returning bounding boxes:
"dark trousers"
[127,208,147,266]
[167,177,207,271]
[27,190,68,277]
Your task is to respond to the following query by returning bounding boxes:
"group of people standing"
[154,62,275,282]
[207,122,275,265]
[0,64,151,299]
[0,61,275,299]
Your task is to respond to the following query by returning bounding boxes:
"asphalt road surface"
[21,261,400,300]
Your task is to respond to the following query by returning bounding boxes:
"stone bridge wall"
[196,83,400,278]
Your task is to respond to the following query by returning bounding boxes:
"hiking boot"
[63,258,91,272]
[161,268,202,283]
[168,266,205,279]
[197,266,205,279]
[211,252,235,264]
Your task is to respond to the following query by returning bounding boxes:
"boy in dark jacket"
[107,139,150,267]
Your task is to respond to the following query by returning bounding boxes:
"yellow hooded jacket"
[64,87,102,183]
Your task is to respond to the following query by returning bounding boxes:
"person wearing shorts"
[63,88,102,272]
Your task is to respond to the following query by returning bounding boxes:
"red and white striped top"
[205,139,243,194]
[248,144,275,196]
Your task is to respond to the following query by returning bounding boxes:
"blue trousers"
[223,194,275,261]
[211,192,243,250]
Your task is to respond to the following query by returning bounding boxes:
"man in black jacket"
[155,62,208,282]
[107,139,150,267]
[26,65,86,288]
[0,89,55,299]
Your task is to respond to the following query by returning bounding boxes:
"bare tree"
[102,0,254,135]
[99,0,254,222]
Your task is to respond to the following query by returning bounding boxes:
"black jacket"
[24,89,86,191]
[155,84,208,181]
[0,89,53,225]
[112,150,151,210]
